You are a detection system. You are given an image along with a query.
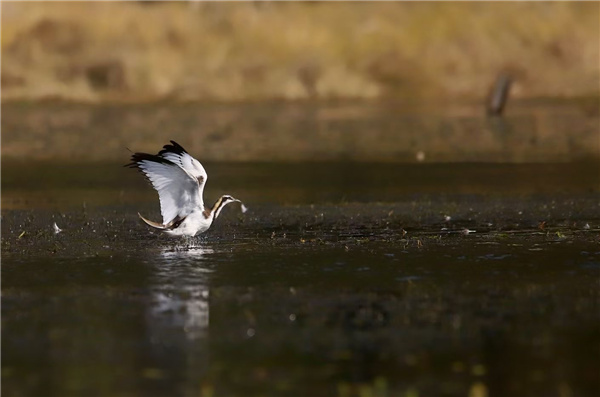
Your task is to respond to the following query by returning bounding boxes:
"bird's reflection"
[160,246,215,261]
[147,245,215,340]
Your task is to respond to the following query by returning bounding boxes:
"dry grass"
[1,1,599,102]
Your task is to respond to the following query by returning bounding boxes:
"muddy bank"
[2,102,599,162]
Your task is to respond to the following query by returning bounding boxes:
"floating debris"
[53,222,62,234]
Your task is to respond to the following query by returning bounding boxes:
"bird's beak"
[233,199,248,213]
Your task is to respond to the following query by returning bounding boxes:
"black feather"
[158,140,188,157]
[124,152,177,169]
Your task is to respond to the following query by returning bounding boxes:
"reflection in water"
[148,246,215,340]
[2,153,599,396]
[2,227,599,396]
[159,246,215,261]
[150,288,210,340]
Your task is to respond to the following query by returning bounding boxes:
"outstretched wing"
[158,141,208,201]
[127,153,202,225]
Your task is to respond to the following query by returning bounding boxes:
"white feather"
[160,151,208,183]
[137,160,203,225]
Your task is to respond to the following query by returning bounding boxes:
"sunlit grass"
[1,2,598,102]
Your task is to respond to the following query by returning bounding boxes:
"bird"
[126,140,245,237]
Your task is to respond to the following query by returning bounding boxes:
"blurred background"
[3,3,600,397]
[1,1,599,162]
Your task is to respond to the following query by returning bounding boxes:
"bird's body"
[127,141,244,237]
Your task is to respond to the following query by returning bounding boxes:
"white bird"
[127,141,245,237]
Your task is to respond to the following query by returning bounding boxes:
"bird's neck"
[205,197,227,221]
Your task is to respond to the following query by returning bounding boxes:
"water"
[2,158,599,397]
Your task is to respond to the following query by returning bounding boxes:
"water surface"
[2,160,599,397]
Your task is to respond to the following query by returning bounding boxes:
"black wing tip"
[158,140,187,157]
[125,152,176,168]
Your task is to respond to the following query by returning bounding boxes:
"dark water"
[2,161,600,397]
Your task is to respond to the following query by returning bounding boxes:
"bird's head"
[213,195,247,219]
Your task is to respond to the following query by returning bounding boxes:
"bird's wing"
[158,141,208,202]
[127,153,202,225]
